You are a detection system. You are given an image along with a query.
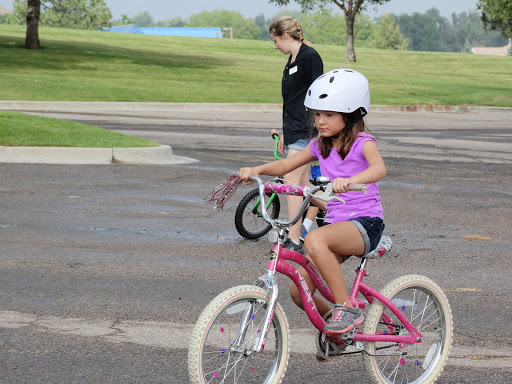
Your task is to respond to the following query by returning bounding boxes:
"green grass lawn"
[0,24,510,147]
[0,111,159,147]
[1,24,510,106]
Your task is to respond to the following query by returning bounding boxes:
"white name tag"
[289,66,298,75]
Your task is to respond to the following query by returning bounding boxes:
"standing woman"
[269,16,324,253]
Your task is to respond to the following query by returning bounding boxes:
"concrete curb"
[1,101,511,165]
[0,145,198,165]
[1,101,511,114]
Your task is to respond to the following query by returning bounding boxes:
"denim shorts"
[325,216,385,256]
[285,138,309,153]
[350,216,385,255]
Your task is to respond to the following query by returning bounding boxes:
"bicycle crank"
[316,329,356,362]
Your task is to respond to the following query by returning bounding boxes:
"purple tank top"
[309,133,384,223]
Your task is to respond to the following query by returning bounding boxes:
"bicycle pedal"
[330,329,356,344]
[343,329,356,344]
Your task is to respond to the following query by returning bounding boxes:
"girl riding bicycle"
[239,69,386,335]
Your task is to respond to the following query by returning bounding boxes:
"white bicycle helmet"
[305,68,370,116]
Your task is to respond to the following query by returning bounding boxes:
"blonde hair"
[269,16,311,46]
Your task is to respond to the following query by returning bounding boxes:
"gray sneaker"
[323,304,364,335]
[283,238,304,254]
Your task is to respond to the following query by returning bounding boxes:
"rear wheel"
[235,188,280,239]
[362,275,453,384]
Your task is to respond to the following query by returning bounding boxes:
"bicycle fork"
[232,272,280,354]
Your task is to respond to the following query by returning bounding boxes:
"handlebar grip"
[315,183,367,203]
[264,182,305,196]
[347,184,367,192]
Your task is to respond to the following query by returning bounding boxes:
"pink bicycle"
[189,176,453,384]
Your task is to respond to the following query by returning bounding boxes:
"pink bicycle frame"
[261,180,422,344]
[268,244,423,345]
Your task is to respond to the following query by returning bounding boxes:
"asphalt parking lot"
[1,104,511,382]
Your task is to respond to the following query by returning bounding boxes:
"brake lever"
[315,184,346,204]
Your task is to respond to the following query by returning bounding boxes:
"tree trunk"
[25,0,41,50]
[346,14,356,62]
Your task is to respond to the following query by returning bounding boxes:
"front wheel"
[188,285,290,384]
[235,189,280,239]
[362,275,453,384]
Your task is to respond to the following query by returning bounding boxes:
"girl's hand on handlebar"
[239,168,255,184]
[332,177,353,194]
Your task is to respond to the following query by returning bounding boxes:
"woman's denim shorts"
[285,138,309,153]
[325,216,385,256]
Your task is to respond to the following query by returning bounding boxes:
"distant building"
[104,25,224,39]
[471,43,510,56]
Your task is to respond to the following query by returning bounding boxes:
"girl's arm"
[239,145,315,183]
[332,140,386,193]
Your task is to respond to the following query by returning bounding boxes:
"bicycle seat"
[362,235,392,259]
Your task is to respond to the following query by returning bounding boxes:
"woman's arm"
[239,145,314,183]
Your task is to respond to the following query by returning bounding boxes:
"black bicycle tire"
[235,188,280,239]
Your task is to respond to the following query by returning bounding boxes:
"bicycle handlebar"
[251,176,367,228]
[270,131,283,161]
[263,181,366,199]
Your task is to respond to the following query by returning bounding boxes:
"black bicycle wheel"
[235,188,280,239]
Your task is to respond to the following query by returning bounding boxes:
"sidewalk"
[1,101,511,165]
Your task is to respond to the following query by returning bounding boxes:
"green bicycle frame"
[251,133,282,216]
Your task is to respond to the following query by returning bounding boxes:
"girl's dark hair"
[317,110,367,160]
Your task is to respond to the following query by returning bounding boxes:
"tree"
[451,10,507,52]
[120,14,132,24]
[166,17,186,28]
[132,11,153,27]
[188,9,260,40]
[373,13,407,49]
[12,0,112,49]
[0,13,11,24]
[25,0,40,49]
[354,13,375,47]
[392,8,507,53]
[393,8,451,52]
[254,13,271,40]
[272,10,375,47]
[301,9,346,45]
[477,0,512,39]
[268,0,391,62]
[272,9,304,20]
